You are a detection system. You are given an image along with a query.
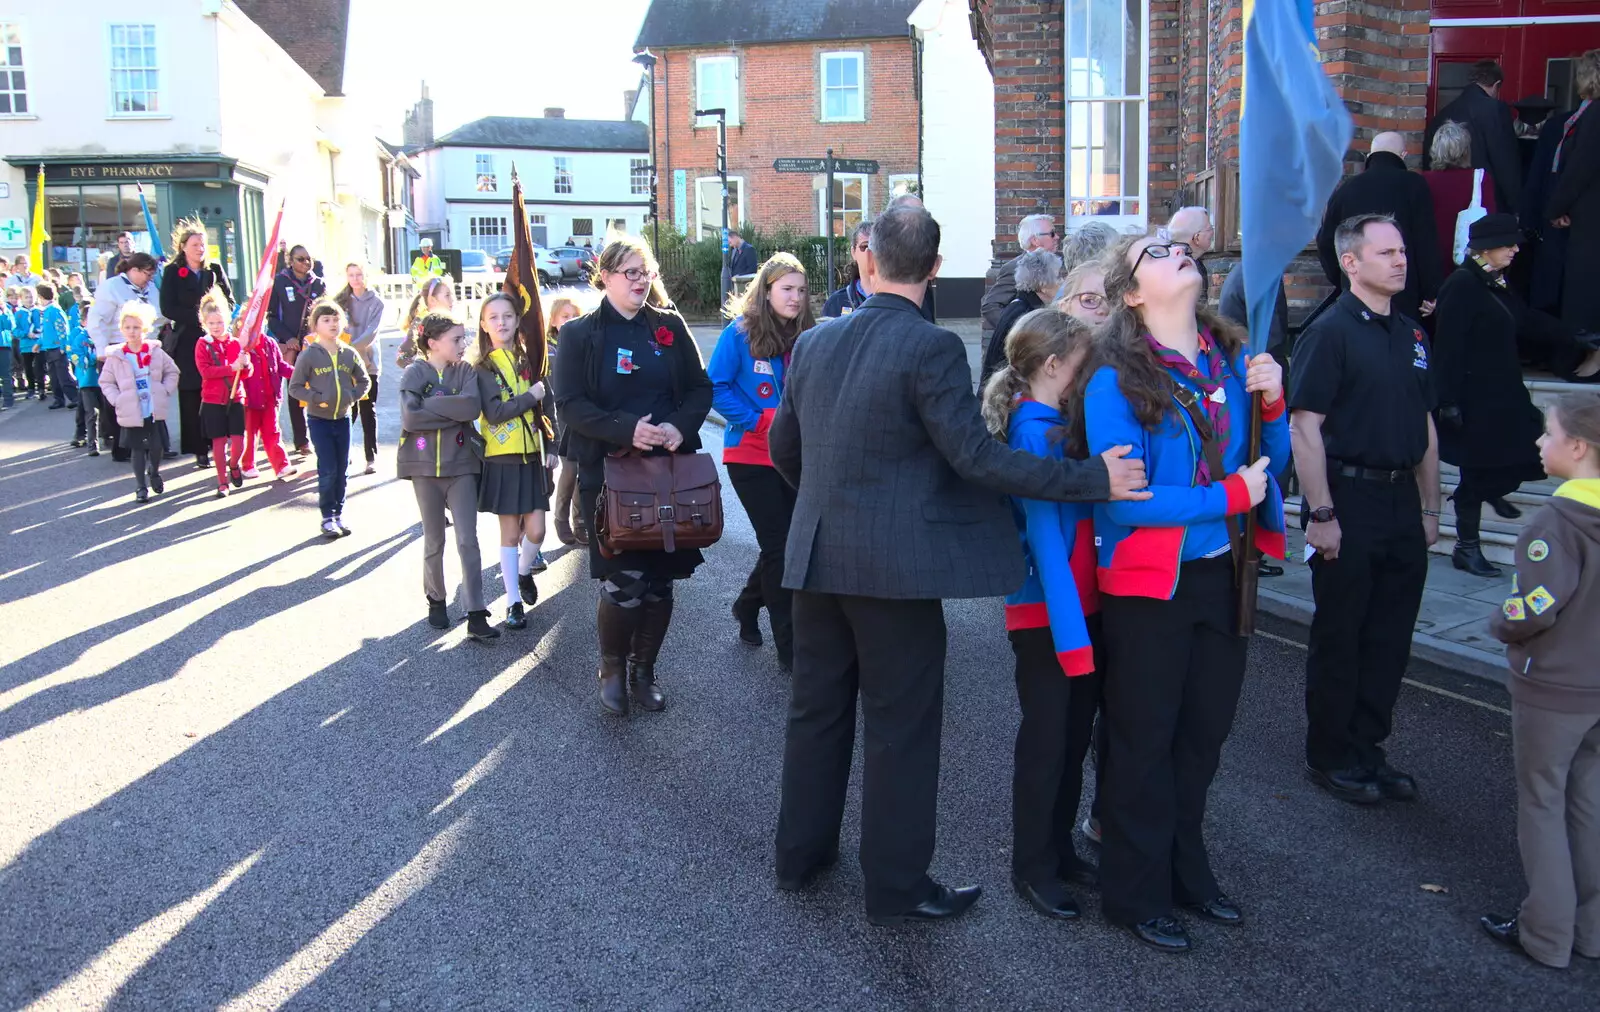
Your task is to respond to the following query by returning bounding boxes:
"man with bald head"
[1315,132,1442,321]
[1168,205,1215,299]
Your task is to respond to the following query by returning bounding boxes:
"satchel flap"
[670,453,721,490]
[603,454,670,493]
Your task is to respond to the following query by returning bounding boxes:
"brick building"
[969,1,1600,309]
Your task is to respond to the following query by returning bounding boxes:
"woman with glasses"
[1058,259,1111,326]
[87,252,162,462]
[821,218,937,321]
[1076,233,1288,953]
[553,236,713,716]
[980,249,1063,386]
[267,245,327,456]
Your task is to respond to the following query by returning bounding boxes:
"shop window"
[695,176,745,240]
[630,158,651,196]
[475,153,497,193]
[820,174,867,236]
[821,52,864,122]
[468,215,507,252]
[1065,0,1147,226]
[108,23,160,115]
[554,157,572,195]
[0,22,27,115]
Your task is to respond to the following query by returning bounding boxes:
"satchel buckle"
[657,505,676,522]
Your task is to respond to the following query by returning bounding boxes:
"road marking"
[1253,629,1511,716]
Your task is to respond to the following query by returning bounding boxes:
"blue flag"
[1240,0,1352,356]
[136,182,165,292]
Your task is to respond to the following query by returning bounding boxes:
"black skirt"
[579,477,703,582]
[201,401,246,440]
[478,456,550,516]
[119,418,170,452]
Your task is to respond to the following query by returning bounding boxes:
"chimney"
[403,81,435,148]
[624,89,638,118]
[544,107,565,119]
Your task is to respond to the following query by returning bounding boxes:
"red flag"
[503,167,552,439]
[230,200,285,398]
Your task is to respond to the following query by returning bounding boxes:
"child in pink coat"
[239,321,298,481]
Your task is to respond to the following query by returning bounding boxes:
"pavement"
[2,331,1593,1010]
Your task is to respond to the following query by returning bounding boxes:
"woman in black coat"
[158,220,232,468]
[1433,214,1555,577]
[553,236,713,717]
[1548,51,1600,337]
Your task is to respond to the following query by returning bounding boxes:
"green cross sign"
[0,218,24,247]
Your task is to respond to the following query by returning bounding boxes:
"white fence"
[369,274,600,331]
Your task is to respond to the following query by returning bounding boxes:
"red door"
[1430,1,1600,116]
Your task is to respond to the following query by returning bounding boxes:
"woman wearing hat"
[1433,213,1589,576]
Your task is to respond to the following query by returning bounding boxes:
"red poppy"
[177,267,190,278]
[654,326,674,347]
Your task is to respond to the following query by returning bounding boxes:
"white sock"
[519,535,539,575]
[500,546,520,603]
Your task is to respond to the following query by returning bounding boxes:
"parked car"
[459,249,495,275]
[494,245,561,287]
[552,246,598,281]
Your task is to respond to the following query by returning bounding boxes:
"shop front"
[5,155,269,296]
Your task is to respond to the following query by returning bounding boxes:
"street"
[0,337,1591,1011]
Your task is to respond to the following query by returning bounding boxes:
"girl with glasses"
[1058,259,1111,326]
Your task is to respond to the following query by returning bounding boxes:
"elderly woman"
[1549,50,1600,335]
[1421,120,1498,278]
[980,249,1063,386]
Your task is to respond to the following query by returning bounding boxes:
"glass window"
[1066,0,1145,222]
[695,56,739,126]
[109,23,160,115]
[695,176,744,240]
[475,153,497,192]
[0,22,27,115]
[820,174,867,236]
[630,158,651,196]
[571,218,594,237]
[553,156,572,195]
[468,215,507,251]
[887,174,918,205]
[821,52,864,122]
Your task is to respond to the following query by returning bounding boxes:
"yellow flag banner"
[29,164,47,267]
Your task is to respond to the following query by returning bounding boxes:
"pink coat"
[240,335,293,410]
[98,340,181,428]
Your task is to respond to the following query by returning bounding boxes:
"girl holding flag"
[195,288,249,498]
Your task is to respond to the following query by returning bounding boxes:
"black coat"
[1217,265,1289,361]
[1423,84,1523,214]
[1547,102,1600,332]
[157,259,232,391]
[266,268,326,345]
[979,290,1043,388]
[1432,258,1546,470]
[1316,151,1442,322]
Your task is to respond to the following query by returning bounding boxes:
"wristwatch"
[1308,505,1336,523]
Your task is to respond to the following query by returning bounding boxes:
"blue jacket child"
[38,302,69,353]
[1004,398,1100,675]
[1083,328,1290,600]
[18,303,41,354]
[707,317,787,467]
[68,315,99,389]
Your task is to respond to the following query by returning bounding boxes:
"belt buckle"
[657,504,676,522]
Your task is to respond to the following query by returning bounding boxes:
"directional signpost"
[774,153,880,294]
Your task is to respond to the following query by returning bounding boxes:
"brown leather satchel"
[597,452,724,557]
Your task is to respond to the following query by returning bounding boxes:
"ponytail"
[982,365,1031,438]
[197,285,232,325]
[980,308,1095,440]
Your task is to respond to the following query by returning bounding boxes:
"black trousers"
[287,395,308,449]
[1305,474,1428,771]
[350,377,379,463]
[1099,556,1247,926]
[1010,621,1104,888]
[727,462,797,661]
[776,591,947,916]
[178,387,206,458]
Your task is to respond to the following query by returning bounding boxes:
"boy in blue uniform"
[68,302,100,452]
[37,284,78,410]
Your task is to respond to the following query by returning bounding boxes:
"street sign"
[831,159,879,174]
[0,218,24,248]
[774,158,827,173]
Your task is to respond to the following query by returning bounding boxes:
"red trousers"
[244,405,290,475]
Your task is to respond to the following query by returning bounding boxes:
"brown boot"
[627,596,672,712]
[597,597,639,716]
[553,464,577,545]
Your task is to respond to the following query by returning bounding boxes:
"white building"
[0,0,398,294]
[408,110,651,253]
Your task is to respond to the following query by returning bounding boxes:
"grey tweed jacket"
[770,294,1111,600]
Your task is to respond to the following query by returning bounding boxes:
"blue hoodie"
[38,303,69,352]
[1004,399,1099,675]
[708,318,787,467]
[17,305,41,353]
[67,318,99,388]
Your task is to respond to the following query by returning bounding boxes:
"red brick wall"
[652,39,920,236]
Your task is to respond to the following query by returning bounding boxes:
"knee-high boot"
[628,596,672,712]
[553,465,577,545]
[597,597,640,716]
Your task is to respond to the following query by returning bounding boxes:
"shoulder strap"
[1174,387,1244,562]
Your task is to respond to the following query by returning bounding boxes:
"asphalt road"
[0,336,1592,1010]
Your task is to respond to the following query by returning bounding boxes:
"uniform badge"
[1208,386,1227,405]
[753,359,774,376]
[1412,341,1428,370]
[1527,539,1549,562]
[1526,585,1557,615]
[1502,597,1526,621]
[757,381,774,400]
[617,348,635,374]
[414,436,426,451]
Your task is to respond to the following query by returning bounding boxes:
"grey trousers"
[413,474,484,613]
[1514,700,1600,968]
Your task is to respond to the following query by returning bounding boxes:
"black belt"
[1331,461,1411,484]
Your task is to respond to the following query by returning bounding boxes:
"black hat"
[1468,213,1522,251]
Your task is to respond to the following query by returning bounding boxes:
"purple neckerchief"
[1143,328,1230,483]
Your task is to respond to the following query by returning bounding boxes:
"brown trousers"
[1514,700,1600,968]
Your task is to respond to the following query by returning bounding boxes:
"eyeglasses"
[1070,292,1106,310]
[292,255,312,264]
[612,267,658,282]
[1132,241,1193,276]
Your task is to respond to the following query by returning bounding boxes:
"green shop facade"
[6,154,270,296]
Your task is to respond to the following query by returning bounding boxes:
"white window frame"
[820,51,865,123]
[553,156,572,195]
[0,20,30,118]
[106,22,163,119]
[818,173,869,236]
[630,158,651,196]
[1064,0,1149,230]
[887,174,918,206]
[467,215,507,252]
[694,175,745,241]
[475,153,497,193]
[695,56,740,127]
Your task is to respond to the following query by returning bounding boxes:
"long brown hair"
[333,262,366,315]
[170,217,208,266]
[981,308,1095,438]
[473,291,531,374]
[724,252,814,360]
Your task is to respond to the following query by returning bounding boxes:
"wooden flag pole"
[1237,389,1263,637]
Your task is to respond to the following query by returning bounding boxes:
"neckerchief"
[1554,100,1592,173]
[1470,252,1508,290]
[1144,328,1229,483]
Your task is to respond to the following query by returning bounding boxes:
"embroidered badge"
[1412,341,1428,370]
[753,359,774,376]
[757,381,774,400]
[1526,585,1556,615]
[617,348,635,374]
[414,436,426,451]
[1503,597,1526,621]
[1511,573,1520,595]
[456,431,465,446]
[1528,539,1550,562]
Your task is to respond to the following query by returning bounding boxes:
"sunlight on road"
[429,736,513,816]
[424,615,568,743]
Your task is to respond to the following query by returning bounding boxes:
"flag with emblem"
[503,165,553,441]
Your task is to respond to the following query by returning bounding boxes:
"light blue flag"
[1240,0,1352,356]
[136,182,165,292]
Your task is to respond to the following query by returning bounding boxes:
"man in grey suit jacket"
[769,205,1150,925]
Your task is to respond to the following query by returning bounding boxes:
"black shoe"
[733,599,762,646]
[1130,917,1192,952]
[47,402,64,410]
[1480,913,1520,949]
[1184,895,1243,925]
[467,609,501,643]
[150,473,165,495]
[162,450,180,460]
[1306,764,1382,804]
[1488,497,1522,520]
[1258,562,1285,578]
[230,465,244,489]
[1453,542,1501,578]
[195,455,210,470]
[776,650,793,675]
[135,491,150,504]
[427,597,450,630]
[1373,764,1418,802]
[505,602,528,631]
[867,883,983,926]
[776,848,839,892]
[1061,858,1099,889]
[1011,875,1081,920]
[518,572,538,606]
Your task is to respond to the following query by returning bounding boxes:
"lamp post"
[631,49,659,253]
[694,106,730,302]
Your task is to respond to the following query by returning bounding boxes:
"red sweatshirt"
[196,333,248,405]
